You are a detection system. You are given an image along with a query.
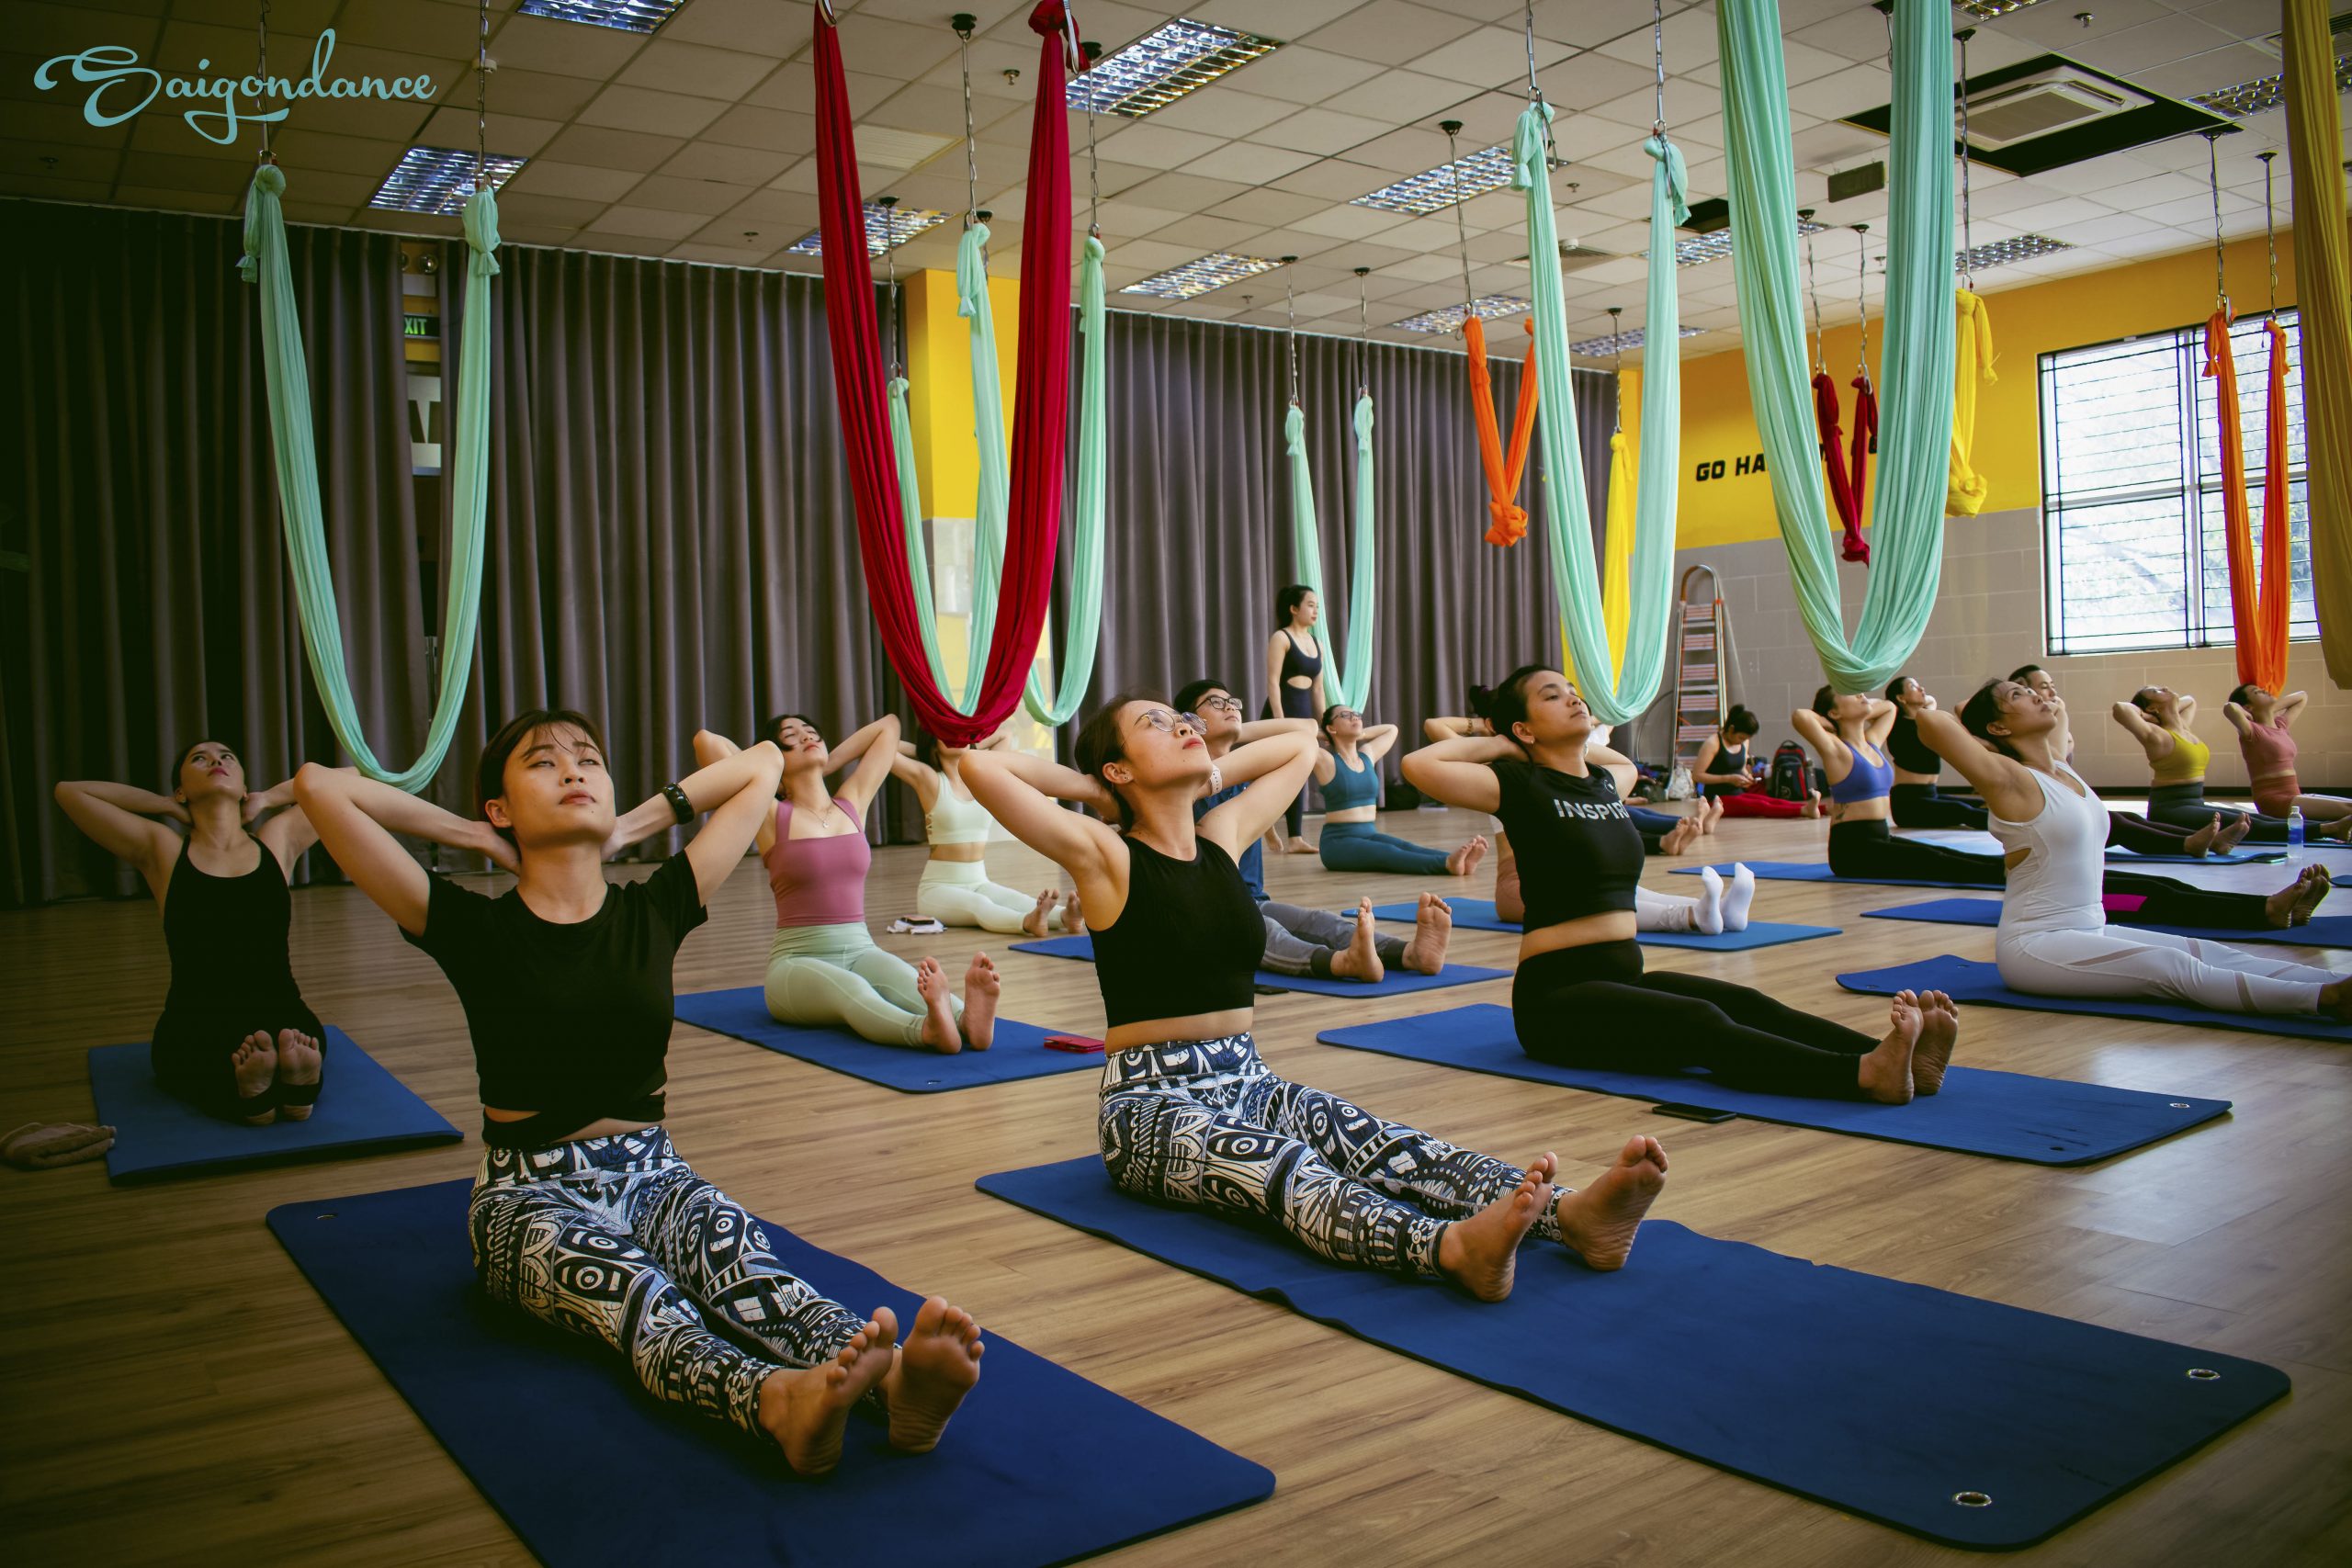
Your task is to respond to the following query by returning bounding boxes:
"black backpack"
[1769,740,1813,801]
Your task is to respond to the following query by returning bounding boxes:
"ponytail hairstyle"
[1883,674,1917,705]
[1474,665,1549,750]
[1810,684,1839,719]
[2227,682,2258,709]
[1074,692,1165,831]
[2130,687,2162,715]
[1721,705,1759,740]
[1959,680,2020,761]
[2007,663,2047,685]
[1274,583,1313,626]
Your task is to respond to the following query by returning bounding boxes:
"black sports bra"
[1488,756,1644,929]
[1089,836,1265,1030]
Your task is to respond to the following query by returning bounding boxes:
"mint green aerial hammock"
[241,162,496,791]
[1512,103,1688,726]
[892,225,1110,725]
[1279,273,1378,712]
[1720,0,1955,693]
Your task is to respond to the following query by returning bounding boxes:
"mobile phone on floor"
[1652,1102,1736,1124]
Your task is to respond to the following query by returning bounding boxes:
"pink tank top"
[2240,718,2298,779]
[763,797,870,927]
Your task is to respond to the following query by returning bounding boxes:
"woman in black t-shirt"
[294,709,981,1474]
[1403,668,1960,1103]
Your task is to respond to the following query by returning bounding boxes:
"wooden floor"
[5,806,2349,1566]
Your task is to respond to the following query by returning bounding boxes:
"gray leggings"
[763,921,960,1048]
[1259,899,1406,978]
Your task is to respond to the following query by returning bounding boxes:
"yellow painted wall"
[1619,230,2311,548]
[902,265,1022,521]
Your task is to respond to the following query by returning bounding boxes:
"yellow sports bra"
[925,784,995,846]
[2150,728,2210,784]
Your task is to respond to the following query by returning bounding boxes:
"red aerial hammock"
[810,0,1076,745]
[1804,220,1873,566]
[1442,119,1538,547]
[2207,142,2291,695]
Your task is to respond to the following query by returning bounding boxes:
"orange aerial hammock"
[2205,141,2291,695]
[1443,118,1538,547]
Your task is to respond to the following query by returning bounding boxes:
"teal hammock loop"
[1282,393,1377,712]
[241,162,496,791]
[1720,0,1954,693]
[896,226,1111,724]
[1513,106,1687,726]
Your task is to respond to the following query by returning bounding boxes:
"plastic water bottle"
[2288,806,2305,865]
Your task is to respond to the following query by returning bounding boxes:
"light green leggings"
[763,922,960,1049]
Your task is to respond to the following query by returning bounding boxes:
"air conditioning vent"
[1963,70,2143,148]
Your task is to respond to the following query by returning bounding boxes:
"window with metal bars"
[2039,308,2312,656]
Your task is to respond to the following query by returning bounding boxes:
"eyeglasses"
[1132,707,1195,736]
[1193,694,1243,715]
[1327,709,1360,725]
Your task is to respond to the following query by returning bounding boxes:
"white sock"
[1695,867,1726,934]
[1723,863,1757,931]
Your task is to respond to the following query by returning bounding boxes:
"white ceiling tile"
[507,159,641,204]
[1181,141,1323,185]
[1688,38,1850,89]
[613,39,783,103]
[1219,46,1389,106]
[1093,198,1192,239]
[661,0,812,54]
[1320,69,1486,127]
[1270,159,1399,201]
[1532,50,1660,111]
[1302,2,1485,69]
[1786,12,1894,64]
[1121,171,1256,210]
[1996,0,2171,52]
[1528,0,1678,51]
[1143,88,1304,141]
[1593,3,1722,71]
[576,85,728,139]
[1412,27,1577,89]
[1784,62,1893,121]
[1256,107,1397,156]
[485,14,647,82]
[1289,202,1415,240]
[1095,122,1229,171]
[1378,252,1464,283]
[2070,14,2244,74]
[1186,0,1362,39]
[1206,186,1330,226]
[1150,213,1274,252]
[2091,170,2213,209]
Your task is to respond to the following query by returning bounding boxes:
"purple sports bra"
[763,797,871,927]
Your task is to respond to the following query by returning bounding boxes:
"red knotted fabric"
[1466,315,1540,547]
[2208,306,2291,694]
[811,0,1074,744]
[1811,369,1874,566]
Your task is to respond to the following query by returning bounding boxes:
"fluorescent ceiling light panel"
[1352,145,1517,217]
[369,148,528,216]
[1068,18,1281,118]
[515,0,688,34]
[1394,296,1531,334]
[1953,0,2061,17]
[1957,232,2075,272]
[1668,220,1825,268]
[786,203,950,258]
[1569,324,1704,355]
[1119,252,1283,300]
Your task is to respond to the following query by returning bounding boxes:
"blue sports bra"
[1324,750,1380,810]
[1828,739,1894,805]
[1280,631,1322,682]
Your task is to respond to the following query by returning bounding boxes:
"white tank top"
[1985,761,2106,937]
[925,783,995,846]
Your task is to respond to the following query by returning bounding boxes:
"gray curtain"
[1056,308,1615,771]
[1,199,424,906]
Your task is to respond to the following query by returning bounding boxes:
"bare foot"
[232,1032,277,1124]
[1435,1158,1555,1301]
[1448,833,1489,878]
[2324,978,2352,1022]
[1399,892,1452,975]
[1021,889,1058,939]
[2292,865,2332,926]
[1702,795,1724,834]
[1555,1136,1668,1271]
[2265,866,2326,928]
[2183,814,2222,856]
[2320,817,2352,843]
[1285,835,1314,855]
[1327,898,1386,983]
[960,954,1000,1050]
[758,1310,899,1475]
[915,958,963,1055]
[1064,886,1086,936]
[2213,816,2253,853]
[1262,827,1285,857]
[1802,790,1824,819]
[1913,990,1958,1095]
[274,1028,322,1122]
[1857,990,1923,1104]
[1658,818,1699,856]
[881,1297,985,1453]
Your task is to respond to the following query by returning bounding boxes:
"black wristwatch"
[662,783,694,824]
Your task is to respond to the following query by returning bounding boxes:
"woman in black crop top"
[55,740,327,1122]
[1885,676,1988,829]
[294,709,982,1474]
[965,695,1674,1296]
[1403,667,1962,1105]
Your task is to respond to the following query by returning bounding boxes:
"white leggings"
[1997,925,2335,1016]
[763,922,962,1048]
[916,860,1061,935]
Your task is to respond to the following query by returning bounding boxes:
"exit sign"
[403,313,439,340]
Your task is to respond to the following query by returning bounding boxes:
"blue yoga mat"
[673,987,1096,1093]
[1312,1003,2227,1164]
[978,1156,2283,1550]
[1364,900,1838,951]
[1862,897,2352,950]
[1675,852,2284,890]
[270,1179,1272,1568]
[1919,830,2284,866]
[87,1030,459,1185]
[1838,955,2352,1041]
[1008,934,1508,998]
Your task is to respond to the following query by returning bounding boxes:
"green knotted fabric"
[1023,234,1109,725]
[1720,0,1954,693]
[240,162,495,790]
[1513,107,1687,725]
[1281,393,1377,711]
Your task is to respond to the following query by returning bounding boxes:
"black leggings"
[1512,941,1877,1100]
[1827,818,2005,884]
[2148,783,2289,841]
[1889,783,1986,830]
[2108,811,2194,855]
[152,998,327,1120]
[2105,871,2276,931]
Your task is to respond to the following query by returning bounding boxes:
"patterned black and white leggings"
[1097,1033,1557,1280]
[469,1126,867,1438]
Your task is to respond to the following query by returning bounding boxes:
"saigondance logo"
[33,30,437,146]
